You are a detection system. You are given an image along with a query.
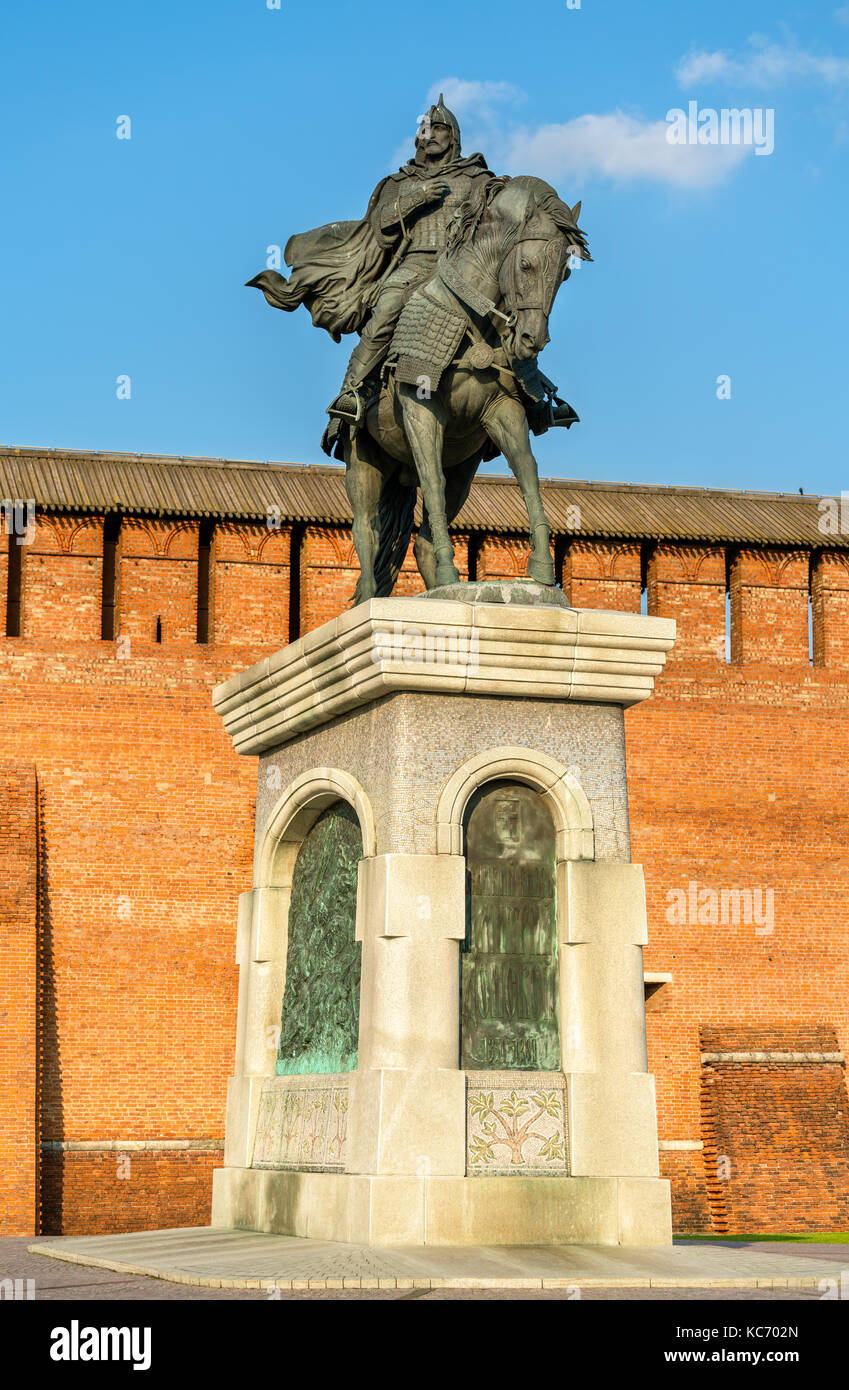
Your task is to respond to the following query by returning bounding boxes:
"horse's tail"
[351,467,417,605]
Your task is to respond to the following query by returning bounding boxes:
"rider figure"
[327,95,493,423]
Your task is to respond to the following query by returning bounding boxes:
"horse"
[327,174,591,601]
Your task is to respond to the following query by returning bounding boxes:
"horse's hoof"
[435,563,461,587]
[527,554,556,586]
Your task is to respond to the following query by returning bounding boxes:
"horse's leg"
[413,508,438,590]
[484,398,556,585]
[414,457,477,588]
[344,431,385,602]
[399,389,459,587]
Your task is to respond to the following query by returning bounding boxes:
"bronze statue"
[248,96,591,596]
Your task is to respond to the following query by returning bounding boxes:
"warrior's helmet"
[416,93,461,158]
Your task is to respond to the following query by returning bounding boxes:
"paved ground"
[0,1239,831,1299]
[8,1230,847,1300]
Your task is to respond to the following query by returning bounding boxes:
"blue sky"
[1,0,848,494]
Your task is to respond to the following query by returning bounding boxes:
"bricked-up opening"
[811,551,826,666]
[468,533,484,583]
[289,522,305,643]
[5,530,23,636]
[553,534,568,592]
[640,541,653,617]
[807,551,816,666]
[727,546,740,662]
[196,522,214,644]
[100,514,121,640]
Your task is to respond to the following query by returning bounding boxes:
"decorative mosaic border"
[466,1071,569,1177]
[252,1074,349,1171]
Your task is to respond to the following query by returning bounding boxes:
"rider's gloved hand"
[423,179,450,202]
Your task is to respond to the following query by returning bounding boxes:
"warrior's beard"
[413,139,458,168]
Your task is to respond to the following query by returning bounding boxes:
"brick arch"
[484,542,524,578]
[692,547,725,581]
[654,547,688,582]
[435,745,594,861]
[257,528,288,561]
[340,537,360,568]
[739,549,779,585]
[610,544,639,579]
[66,517,102,554]
[307,526,349,566]
[121,518,161,555]
[163,520,199,557]
[31,516,66,553]
[217,523,252,559]
[569,540,605,578]
[775,549,810,584]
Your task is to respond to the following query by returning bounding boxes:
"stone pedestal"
[210,582,676,1245]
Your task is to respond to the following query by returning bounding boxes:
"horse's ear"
[571,200,581,223]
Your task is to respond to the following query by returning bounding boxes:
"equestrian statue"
[247,94,591,598]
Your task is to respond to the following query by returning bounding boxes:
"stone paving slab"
[28,1228,849,1291]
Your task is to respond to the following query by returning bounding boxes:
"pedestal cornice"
[213,596,675,757]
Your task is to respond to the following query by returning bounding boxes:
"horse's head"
[493,176,591,362]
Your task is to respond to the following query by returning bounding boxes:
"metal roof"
[0,445,843,548]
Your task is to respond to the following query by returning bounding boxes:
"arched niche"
[461,779,560,1071]
[275,800,363,1074]
[239,768,376,1085]
[435,746,594,861]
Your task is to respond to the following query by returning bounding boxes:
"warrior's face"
[415,119,452,161]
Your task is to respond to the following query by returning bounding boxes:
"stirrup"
[327,386,365,425]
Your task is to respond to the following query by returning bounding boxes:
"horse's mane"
[446,174,592,263]
[529,186,592,262]
[445,176,511,253]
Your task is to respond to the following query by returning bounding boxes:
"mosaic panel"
[252,1074,349,1171]
[466,1071,569,1177]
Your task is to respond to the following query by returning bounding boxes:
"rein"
[437,254,517,330]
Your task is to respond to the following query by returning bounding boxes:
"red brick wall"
[4,509,849,1236]
[647,545,726,661]
[0,516,269,1235]
[214,523,291,650]
[812,553,849,668]
[697,1027,849,1233]
[299,525,466,634]
[478,535,532,581]
[0,761,38,1235]
[566,540,642,611]
[629,553,849,1231]
[120,518,201,644]
[40,1148,222,1236]
[21,516,104,642]
[730,548,810,664]
[2,529,9,633]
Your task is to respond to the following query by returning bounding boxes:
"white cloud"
[676,35,849,88]
[425,78,526,123]
[501,113,750,190]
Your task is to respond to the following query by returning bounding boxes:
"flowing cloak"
[247,153,491,342]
